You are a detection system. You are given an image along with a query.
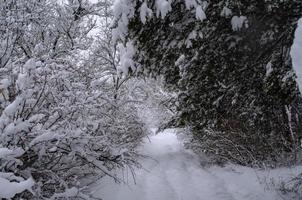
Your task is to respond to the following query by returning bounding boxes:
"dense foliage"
[114,0,302,166]
[0,0,147,199]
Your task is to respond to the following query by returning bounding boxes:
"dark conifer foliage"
[126,0,302,166]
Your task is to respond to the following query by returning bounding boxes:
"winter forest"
[1,0,302,199]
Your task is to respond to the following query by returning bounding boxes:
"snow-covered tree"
[112,0,302,166]
[0,0,147,199]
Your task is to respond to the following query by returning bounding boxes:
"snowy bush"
[128,77,176,131]
[0,0,147,199]
[279,173,302,200]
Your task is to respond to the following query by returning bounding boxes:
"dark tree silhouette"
[123,0,302,166]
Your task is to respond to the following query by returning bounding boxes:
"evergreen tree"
[115,0,302,166]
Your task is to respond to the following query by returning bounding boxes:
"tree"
[0,0,147,199]
[113,0,302,166]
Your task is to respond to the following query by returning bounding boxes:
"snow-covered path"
[92,130,297,200]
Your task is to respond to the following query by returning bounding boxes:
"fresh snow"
[0,176,34,199]
[92,130,299,200]
[195,5,206,22]
[118,41,136,76]
[0,147,24,159]
[112,0,135,42]
[3,97,22,117]
[0,78,10,89]
[140,2,153,24]
[155,0,172,19]
[231,16,248,31]
[0,148,34,199]
[184,0,197,9]
[220,6,232,17]
[291,18,302,94]
[265,61,273,77]
[113,0,210,42]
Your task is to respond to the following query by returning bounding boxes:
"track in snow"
[92,130,282,200]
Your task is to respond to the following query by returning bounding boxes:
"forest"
[0,0,302,199]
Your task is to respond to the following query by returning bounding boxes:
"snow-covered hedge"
[0,0,147,199]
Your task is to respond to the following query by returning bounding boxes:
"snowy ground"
[91,130,302,200]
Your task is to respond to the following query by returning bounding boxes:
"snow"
[231,16,248,31]
[29,131,62,147]
[195,5,206,22]
[0,147,24,159]
[49,187,79,200]
[140,2,153,24]
[3,97,22,117]
[175,54,186,66]
[91,130,297,200]
[0,78,9,103]
[221,6,232,17]
[112,0,135,42]
[285,105,295,141]
[113,0,210,42]
[23,58,36,71]
[118,41,136,76]
[184,0,197,9]
[155,0,172,19]
[0,78,10,89]
[3,120,31,136]
[266,61,273,77]
[291,18,302,94]
[0,176,34,199]
[183,0,206,21]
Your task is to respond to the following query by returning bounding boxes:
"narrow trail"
[92,130,285,200]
